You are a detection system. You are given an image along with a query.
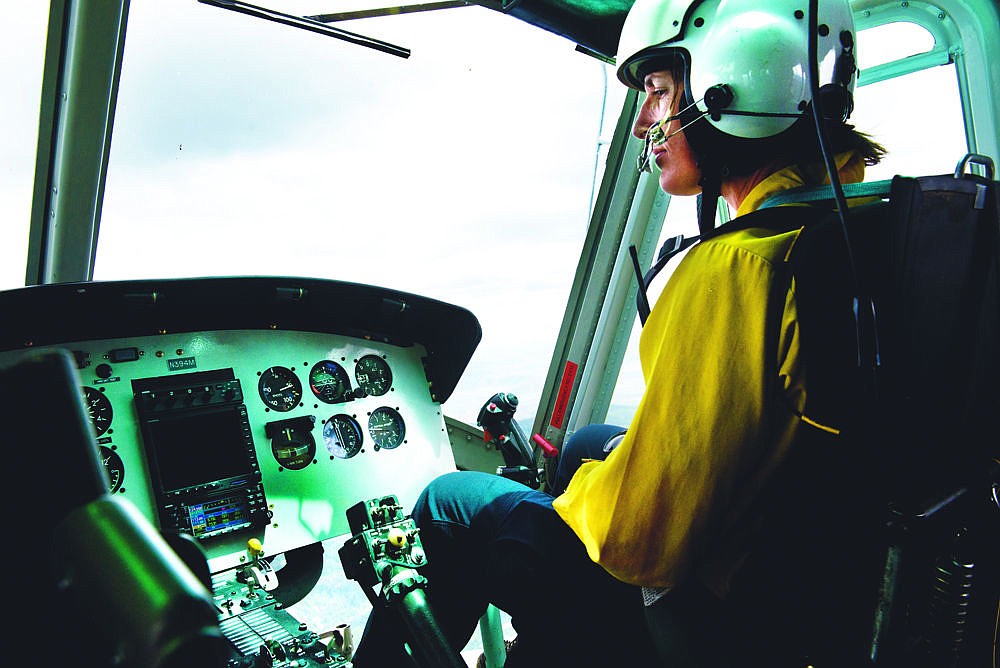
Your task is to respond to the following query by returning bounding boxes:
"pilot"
[352,0,885,665]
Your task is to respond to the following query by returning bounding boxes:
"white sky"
[1,2,618,427]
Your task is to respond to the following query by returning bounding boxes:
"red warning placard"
[549,360,578,429]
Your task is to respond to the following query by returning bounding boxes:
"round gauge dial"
[355,354,392,396]
[323,414,364,459]
[368,406,405,450]
[100,445,124,493]
[83,386,113,436]
[270,426,316,470]
[309,360,353,404]
[258,366,303,412]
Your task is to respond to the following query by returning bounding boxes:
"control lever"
[339,496,466,668]
[236,538,278,595]
[476,392,558,488]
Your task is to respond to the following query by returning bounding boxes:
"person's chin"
[658,172,700,197]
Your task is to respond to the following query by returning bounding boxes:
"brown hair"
[685,114,886,181]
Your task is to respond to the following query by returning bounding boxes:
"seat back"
[5,349,230,668]
[727,159,1000,667]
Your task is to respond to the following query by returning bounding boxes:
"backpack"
[738,156,1000,667]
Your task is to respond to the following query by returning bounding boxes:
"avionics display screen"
[147,406,251,493]
[186,495,252,538]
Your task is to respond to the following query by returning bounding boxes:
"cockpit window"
[0,6,49,291]
[857,20,935,67]
[94,1,610,425]
[853,20,966,179]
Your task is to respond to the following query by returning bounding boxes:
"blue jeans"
[549,423,626,495]
[351,424,655,667]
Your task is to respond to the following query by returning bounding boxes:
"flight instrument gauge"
[99,445,124,493]
[270,425,316,470]
[323,414,363,459]
[309,360,353,404]
[258,366,303,411]
[355,354,392,396]
[368,406,405,450]
[83,386,113,436]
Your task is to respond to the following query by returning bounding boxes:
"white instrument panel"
[0,277,481,575]
[4,329,457,573]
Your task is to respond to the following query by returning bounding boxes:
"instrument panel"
[0,277,481,575]
[38,330,449,573]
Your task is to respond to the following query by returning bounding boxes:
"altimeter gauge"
[355,354,392,396]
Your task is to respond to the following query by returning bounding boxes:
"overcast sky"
[1,2,619,426]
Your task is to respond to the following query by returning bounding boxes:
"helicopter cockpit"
[3,0,999,666]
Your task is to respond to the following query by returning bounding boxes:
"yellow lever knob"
[386,527,407,548]
[247,538,264,556]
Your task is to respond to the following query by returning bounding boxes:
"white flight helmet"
[617,0,857,139]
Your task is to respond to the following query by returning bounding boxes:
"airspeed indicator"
[258,366,303,411]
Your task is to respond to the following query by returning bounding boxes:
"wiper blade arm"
[198,0,410,59]
[306,1,470,23]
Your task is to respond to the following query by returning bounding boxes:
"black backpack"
[734,156,1000,667]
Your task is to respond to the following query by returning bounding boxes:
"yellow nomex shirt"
[553,153,867,593]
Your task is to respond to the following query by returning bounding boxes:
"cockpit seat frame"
[5,349,230,668]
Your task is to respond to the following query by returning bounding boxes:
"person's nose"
[633,99,655,140]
